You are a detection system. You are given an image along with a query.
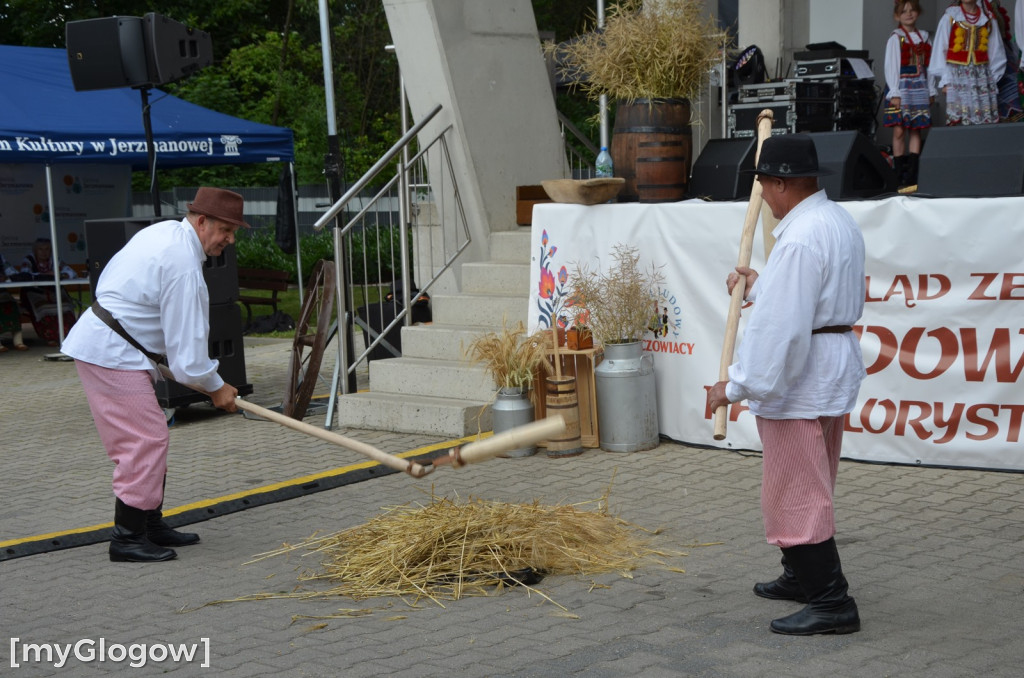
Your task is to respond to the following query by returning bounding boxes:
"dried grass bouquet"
[465,317,550,391]
[569,243,664,346]
[555,0,728,103]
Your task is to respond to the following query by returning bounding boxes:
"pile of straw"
[250,494,669,608]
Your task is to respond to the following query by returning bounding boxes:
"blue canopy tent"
[0,44,299,342]
[0,45,294,167]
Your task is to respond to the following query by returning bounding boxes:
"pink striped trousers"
[756,415,844,548]
[76,360,168,510]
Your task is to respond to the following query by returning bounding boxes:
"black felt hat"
[740,133,832,177]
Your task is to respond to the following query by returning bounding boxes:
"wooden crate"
[533,346,602,448]
[516,184,552,225]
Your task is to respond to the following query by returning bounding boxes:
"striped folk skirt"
[883,66,933,130]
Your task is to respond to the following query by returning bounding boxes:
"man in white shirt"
[62,187,245,563]
[708,134,866,636]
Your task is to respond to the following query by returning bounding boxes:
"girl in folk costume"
[929,0,1007,125]
[884,1,936,187]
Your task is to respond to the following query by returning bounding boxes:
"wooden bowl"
[540,177,625,205]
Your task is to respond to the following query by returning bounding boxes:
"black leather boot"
[146,475,199,547]
[907,152,920,187]
[893,155,908,188]
[753,552,808,603]
[109,499,176,563]
[769,538,860,635]
[146,505,200,547]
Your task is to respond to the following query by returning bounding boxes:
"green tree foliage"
[0,0,602,186]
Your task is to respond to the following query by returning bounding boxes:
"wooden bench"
[237,267,291,324]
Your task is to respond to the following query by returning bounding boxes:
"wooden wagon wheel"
[283,259,337,419]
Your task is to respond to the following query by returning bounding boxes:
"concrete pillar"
[382,0,565,259]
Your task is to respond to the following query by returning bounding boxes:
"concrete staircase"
[335,228,532,437]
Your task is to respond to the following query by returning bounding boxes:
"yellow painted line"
[0,431,490,549]
[1,523,116,547]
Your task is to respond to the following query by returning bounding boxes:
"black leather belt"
[811,325,853,334]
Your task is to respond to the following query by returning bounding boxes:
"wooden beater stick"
[713,110,775,441]
[156,365,431,477]
[431,415,567,468]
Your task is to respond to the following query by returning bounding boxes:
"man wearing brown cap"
[62,187,247,563]
[707,134,866,635]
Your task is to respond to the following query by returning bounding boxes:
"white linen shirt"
[61,217,224,393]
[724,190,866,419]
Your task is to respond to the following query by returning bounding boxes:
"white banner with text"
[529,196,1024,471]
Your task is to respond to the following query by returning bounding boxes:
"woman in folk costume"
[1018,0,1024,113]
[884,1,936,188]
[929,0,1007,125]
[982,0,1024,120]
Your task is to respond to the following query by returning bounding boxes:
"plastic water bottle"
[595,146,613,178]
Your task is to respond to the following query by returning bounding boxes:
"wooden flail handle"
[232,399,432,478]
[157,364,431,478]
[714,110,775,441]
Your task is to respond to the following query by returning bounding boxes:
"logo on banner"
[62,174,82,194]
[644,286,694,355]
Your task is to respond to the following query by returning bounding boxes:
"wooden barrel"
[636,139,689,202]
[544,377,583,457]
[611,99,692,202]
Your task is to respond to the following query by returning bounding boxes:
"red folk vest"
[899,32,932,68]
[945,17,991,66]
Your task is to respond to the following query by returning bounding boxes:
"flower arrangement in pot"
[554,0,728,202]
[568,243,664,452]
[465,318,551,456]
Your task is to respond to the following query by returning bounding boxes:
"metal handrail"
[558,111,599,157]
[314,103,442,232]
[558,111,597,179]
[319,102,471,427]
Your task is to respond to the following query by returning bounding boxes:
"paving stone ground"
[1,330,1022,677]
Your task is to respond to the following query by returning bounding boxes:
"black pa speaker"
[808,131,897,200]
[66,17,149,91]
[155,301,252,408]
[85,216,238,304]
[66,13,211,91]
[84,216,165,294]
[142,13,213,86]
[688,138,756,201]
[918,123,1024,197]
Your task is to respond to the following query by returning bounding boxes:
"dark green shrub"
[234,224,410,286]
[234,227,297,278]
